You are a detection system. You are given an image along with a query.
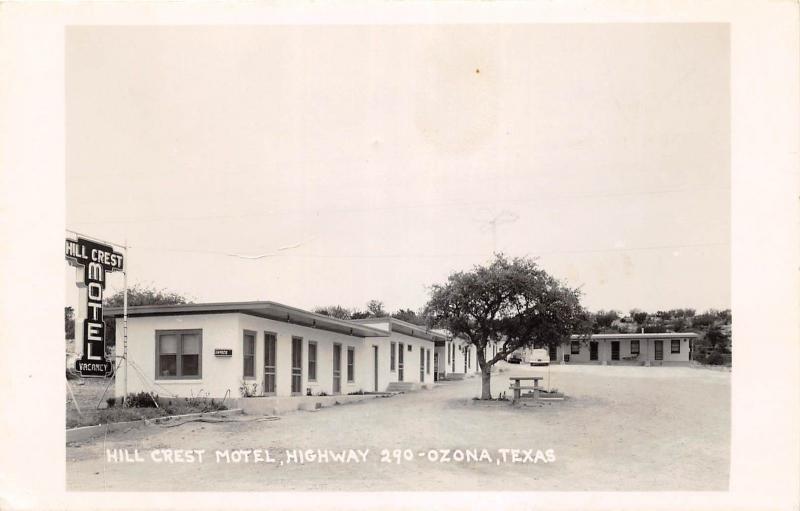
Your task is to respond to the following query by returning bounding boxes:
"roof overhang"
[351,317,449,344]
[104,301,391,338]
[569,332,700,340]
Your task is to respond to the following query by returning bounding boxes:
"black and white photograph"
[1,2,798,511]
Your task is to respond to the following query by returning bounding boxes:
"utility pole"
[484,210,519,253]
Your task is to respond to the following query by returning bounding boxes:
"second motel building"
[106,301,481,399]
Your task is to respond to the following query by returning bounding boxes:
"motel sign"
[65,237,124,377]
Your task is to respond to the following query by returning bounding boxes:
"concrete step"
[386,382,420,392]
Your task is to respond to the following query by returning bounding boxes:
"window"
[308,341,317,381]
[243,331,256,379]
[347,347,355,382]
[408,344,412,352]
[390,342,396,371]
[426,349,431,374]
[156,329,201,379]
[570,341,580,355]
[671,339,681,354]
[630,340,640,355]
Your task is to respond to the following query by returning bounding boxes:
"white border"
[0,1,798,510]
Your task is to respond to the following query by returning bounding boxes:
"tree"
[366,300,386,317]
[629,309,648,326]
[594,310,619,330]
[104,284,191,307]
[65,306,75,340]
[424,254,590,399]
[312,305,353,320]
[103,284,191,346]
[391,308,427,326]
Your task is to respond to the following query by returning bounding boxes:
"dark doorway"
[333,343,342,394]
[549,345,557,362]
[291,337,302,395]
[590,341,599,361]
[372,345,379,392]
[611,341,620,361]
[398,343,404,381]
[654,340,664,361]
[419,348,425,382]
[264,332,276,395]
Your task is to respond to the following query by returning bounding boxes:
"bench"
[508,376,543,404]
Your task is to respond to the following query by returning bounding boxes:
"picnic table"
[508,376,544,404]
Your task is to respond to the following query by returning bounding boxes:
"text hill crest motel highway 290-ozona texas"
[65,232,127,380]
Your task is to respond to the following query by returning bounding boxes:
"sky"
[65,24,730,315]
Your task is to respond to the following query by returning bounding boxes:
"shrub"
[705,351,724,365]
[125,391,159,408]
[106,397,116,408]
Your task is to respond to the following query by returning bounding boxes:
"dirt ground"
[66,363,730,491]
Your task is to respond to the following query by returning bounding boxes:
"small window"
[156,329,202,379]
[308,341,317,381]
[630,340,640,355]
[347,347,355,382]
[408,344,412,352]
[243,331,256,379]
[570,341,580,355]
[671,339,681,353]
[390,342,396,371]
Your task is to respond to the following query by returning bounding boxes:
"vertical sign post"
[65,236,125,378]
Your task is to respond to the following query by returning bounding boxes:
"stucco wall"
[366,330,436,385]
[115,313,379,399]
[556,337,693,364]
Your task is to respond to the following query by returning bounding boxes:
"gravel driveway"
[66,363,730,491]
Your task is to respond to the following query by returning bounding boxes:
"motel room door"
[433,352,439,382]
[548,345,557,362]
[333,344,342,394]
[611,341,620,361]
[291,337,303,395]
[654,340,664,361]
[590,341,599,361]
[398,343,404,381]
[419,348,425,382]
[372,345,379,392]
[264,333,277,395]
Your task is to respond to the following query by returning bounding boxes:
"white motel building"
[105,301,695,401]
[105,301,483,400]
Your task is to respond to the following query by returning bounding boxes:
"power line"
[67,185,729,226]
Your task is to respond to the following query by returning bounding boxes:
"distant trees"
[103,284,192,347]
[312,305,352,320]
[594,310,619,330]
[629,309,649,326]
[104,284,191,308]
[313,300,425,324]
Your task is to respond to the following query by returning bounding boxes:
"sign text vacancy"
[65,237,124,377]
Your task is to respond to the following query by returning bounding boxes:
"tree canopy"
[424,254,590,398]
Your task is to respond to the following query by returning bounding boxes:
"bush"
[106,397,116,408]
[125,391,159,408]
[705,351,725,365]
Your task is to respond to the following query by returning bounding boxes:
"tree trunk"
[476,345,492,399]
[480,367,492,399]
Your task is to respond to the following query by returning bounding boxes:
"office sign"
[214,349,233,357]
[65,237,124,377]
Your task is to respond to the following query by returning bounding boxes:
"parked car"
[528,348,550,366]
[506,354,523,364]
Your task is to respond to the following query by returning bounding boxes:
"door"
[333,343,342,394]
[291,337,302,395]
[264,333,276,395]
[654,340,664,361]
[464,348,467,373]
[398,343,404,381]
[434,352,439,382]
[372,345,379,392]
[590,341,599,361]
[419,347,425,382]
[548,345,557,362]
[611,341,620,361]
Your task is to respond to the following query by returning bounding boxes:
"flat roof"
[569,332,700,340]
[104,301,391,338]
[350,317,449,343]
